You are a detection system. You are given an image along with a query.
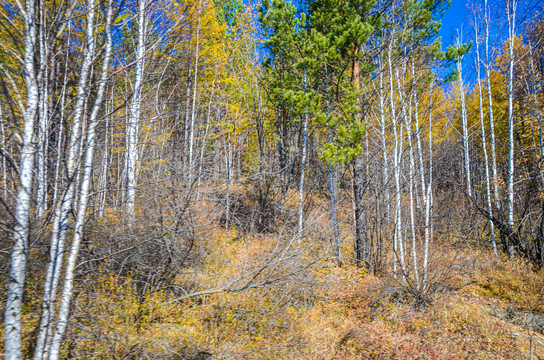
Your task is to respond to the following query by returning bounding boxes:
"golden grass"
[60,231,544,359]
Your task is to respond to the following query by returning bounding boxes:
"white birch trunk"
[4,0,39,357]
[484,0,500,209]
[506,0,517,258]
[422,81,434,291]
[412,75,430,290]
[456,32,472,197]
[397,63,418,285]
[188,0,203,175]
[0,102,6,199]
[36,7,49,218]
[99,91,113,218]
[411,61,427,214]
[475,19,498,256]
[52,36,71,207]
[226,134,232,228]
[34,1,98,357]
[388,44,406,282]
[378,57,390,223]
[126,0,147,217]
[47,2,114,356]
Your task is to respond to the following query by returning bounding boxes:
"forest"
[0,0,544,358]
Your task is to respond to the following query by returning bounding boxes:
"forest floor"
[55,226,544,360]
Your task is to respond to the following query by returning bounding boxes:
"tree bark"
[474,17,498,256]
[484,0,500,209]
[126,0,147,217]
[388,43,406,282]
[297,67,309,237]
[506,0,517,258]
[4,0,39,357]
[46,1,114,355]
[325,69,341,265]
[353,153,369,267]
[34,0,99,356]
[456,32,472,197]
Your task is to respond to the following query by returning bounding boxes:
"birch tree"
[455,30,472,197]
[32,1,115,357]
[484,0,501,209]
[125,0,148,217]
[45,2,114,356]
[473,9,498,256]
[32,0,109,357]
[506,0,517,258]
[388,40,407,282]
[4,0,40,356]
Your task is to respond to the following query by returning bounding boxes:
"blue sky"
[439,0,470,50]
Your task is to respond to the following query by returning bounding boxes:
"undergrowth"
[52,230,544,359]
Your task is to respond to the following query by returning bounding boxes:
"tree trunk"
[353,153,369,268]
[484,0,500,210]
[475,18,498,256]
[456,32,472,197]
[36,8,49,218]
[4,0,40,357]
[506,0,517,258]
[188,0,203,178]
[422,81,434,291]
[125,0,147,217]
[325,69,341,265]
[397,63,419,285]
[388,44,406,282]
[297,67,309,237]
[46,1,114,355]
[34,0,99,357]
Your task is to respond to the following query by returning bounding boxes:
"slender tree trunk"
[456,32,472,197]
[506,0,517,258]
[325,69,341,265]
[183,68,192,167]
[375,57,389,272]
[297,68,309,237]
[52,37,70,207]
[99,91,113,218]
[196,88,214,200]
[388,44,406,282]
[226,133,232,229]
[484,0,500,209]
[412,62,426,218]
[188,0,203,176]
[126,0,147,217]
[277,72,287,212]
[36,7,49,218]
[34,1,99,356]
[412,69,430,290]
[4,0,40,357]
[528,42,544,193]
[378,58,390,223]
[422,81,434,291]
[397,63,419,285]
[46,2,113,356]
[475,20,498,256]
[0,102,6,199]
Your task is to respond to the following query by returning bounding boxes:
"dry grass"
[60,230,544,359]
